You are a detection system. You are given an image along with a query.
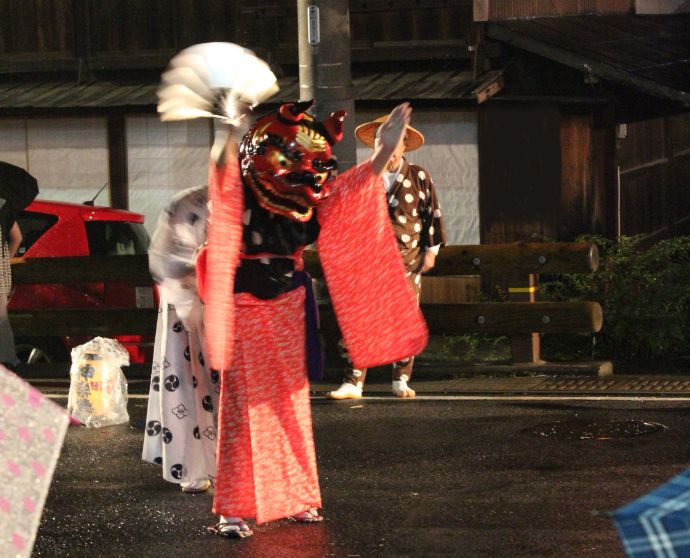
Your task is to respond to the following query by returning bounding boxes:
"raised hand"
[377,102,411,153]
[370,102,412,176]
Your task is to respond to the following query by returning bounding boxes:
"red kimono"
[202,157,427,524]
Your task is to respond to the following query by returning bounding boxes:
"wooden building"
[477,6,690,242]
[0,1,687,242]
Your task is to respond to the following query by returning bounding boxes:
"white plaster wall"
[0,117,109,206]
[126,116,210,235]
[1,109,479,245]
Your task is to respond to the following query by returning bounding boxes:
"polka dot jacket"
[385,158,447,274]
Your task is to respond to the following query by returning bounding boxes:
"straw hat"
[354,115,424,152]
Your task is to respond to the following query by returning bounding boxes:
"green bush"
[439,334,511,363]
[540,235,690,364]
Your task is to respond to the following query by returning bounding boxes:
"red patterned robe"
[202,157,427,524]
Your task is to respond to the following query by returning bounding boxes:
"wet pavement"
[24,376,690,558]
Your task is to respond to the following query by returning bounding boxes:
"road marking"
[43,394,690,402]
[334,395,690,402]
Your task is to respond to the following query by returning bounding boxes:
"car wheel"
[15,338,68,364]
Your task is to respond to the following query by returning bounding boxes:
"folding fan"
[157,42,279,125]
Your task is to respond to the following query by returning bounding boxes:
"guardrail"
[9,242,603,369]
[305,242,603,368]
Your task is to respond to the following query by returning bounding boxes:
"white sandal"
[180,479,212,494]
[291,508,323,523]
[326,382,363,400]
[392,379,416,398]
[210,516,253,538]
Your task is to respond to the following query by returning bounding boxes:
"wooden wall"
[89,1,240,54]
[591,122,618,239]
[478,102,562,243]
[559,114,592,240]
[0,1,73,53]
[0,0,475,71]
[474,0,632,21]
[479,103,618,243]
[0,1,253,65]
[559,113,612,239]
[349,1,473,45]
[618,112,690,235]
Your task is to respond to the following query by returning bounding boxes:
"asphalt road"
[30,388,690,558]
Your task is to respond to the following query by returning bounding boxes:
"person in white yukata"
[327,113,447,400]
[142,185,219,494]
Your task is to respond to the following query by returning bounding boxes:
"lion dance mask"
[239,100,346,222]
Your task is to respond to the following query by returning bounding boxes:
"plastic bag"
[67,337,130,428]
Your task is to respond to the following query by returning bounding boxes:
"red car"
[8,199,155,364]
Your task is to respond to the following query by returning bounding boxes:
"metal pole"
[297,0,356,172]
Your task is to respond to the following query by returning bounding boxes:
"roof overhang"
[487,14,690,107]
[0,69,504,111]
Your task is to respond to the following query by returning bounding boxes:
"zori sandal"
[180,479,212,494]
[209,516,253,538]
[291,508,323,523]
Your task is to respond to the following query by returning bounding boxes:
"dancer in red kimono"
[157,43,428,539]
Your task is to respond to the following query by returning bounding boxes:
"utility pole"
[297,0,356,172]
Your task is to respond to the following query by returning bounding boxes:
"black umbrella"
[0,161,39,214]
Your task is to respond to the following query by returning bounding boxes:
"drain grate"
[532,377,690,393]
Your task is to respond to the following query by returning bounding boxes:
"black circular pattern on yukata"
[162,427,173,444]
[184,346,191,361]
[202,395,214,412]
[151,375,160,392]
[170,464,183,479]
[172,321,184,333]
[146,420,161,436]
[199,352,205,366]
[153,457,162,465]
[210,370,219,384]
[193,426,201,439]
[192,376,198,389]
[164,375,180,391]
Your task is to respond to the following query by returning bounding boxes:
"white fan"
[157,42,279,125]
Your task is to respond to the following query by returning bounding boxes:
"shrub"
[540,235,690,364]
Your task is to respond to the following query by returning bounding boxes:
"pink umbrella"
[0,364,72,558]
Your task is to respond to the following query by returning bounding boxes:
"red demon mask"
[239,100,345,222]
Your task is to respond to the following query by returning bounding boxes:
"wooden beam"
[11,255,151,285]
[487,23,690,107]
[473,72,504,104]
[107,112,128,209]
[432,243,600,275]
[14,243,598,287]
[9,300,601,339]
[473,0,489,22]
[0,52,78,73]
[10,308,158,336]
[507,273,541,363]
[427,301,603,335]
[304,242,599,279]
[318,301,603,337]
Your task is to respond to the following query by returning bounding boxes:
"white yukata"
[142,185,219,486]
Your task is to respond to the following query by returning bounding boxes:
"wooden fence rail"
[317,301,602,337]
[9,243,603,369]
[306,243,603,368]
[302,242,599,278]
[11,255,150,284]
